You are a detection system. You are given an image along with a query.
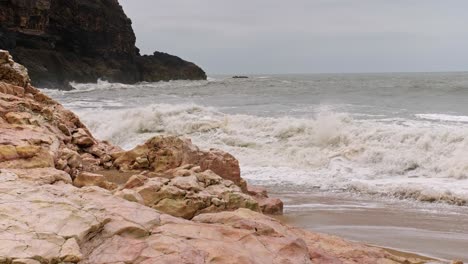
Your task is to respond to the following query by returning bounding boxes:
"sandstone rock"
[113,136,246,188]
[0,50,30,87]
[171,175,203,191]
[11,259,41,264]
[0,169,441,264]
[5,168,72,184]
[123,174,148,189]
[258,197,284,215]
[60,238,82,263]
[5,112,33,125]
[247,185,268,198]
[72,128,95,147]
[124,169,259,219]
[247,185,284,215]
[114,189,145,204]
[74,172,117,191]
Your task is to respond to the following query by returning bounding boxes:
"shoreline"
[0,49,457,263]
[272,190,468,262]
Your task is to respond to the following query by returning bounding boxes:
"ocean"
[44,72,468,205]
[43,73,468,260]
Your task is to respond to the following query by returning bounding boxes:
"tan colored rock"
[0,144,18,161]
[72,128,95,147]
[0,170,441,264]
[115,189,145,204]
[171,175,202,191]
[11,259,41,264]
[123,174,148,189]
[15,145,41,159]
[60,238,82,263]
[0,50,30,87]
[74,172,117,190]
[6,168,72,184]
[113,136,245,187]
[5,112,33,125]
[125,169,259,219]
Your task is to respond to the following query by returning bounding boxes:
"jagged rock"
[0,50,120,174]
[123,168,259,219]
[247,185,284,215]
[0,50,30,87]
[0,2,206,89]
[72,128,96,147]
[113,136,247,189]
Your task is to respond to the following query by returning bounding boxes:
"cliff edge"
[0,0,207,89]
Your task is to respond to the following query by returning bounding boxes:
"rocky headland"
[0,50,450,264]
[0,0,207,89]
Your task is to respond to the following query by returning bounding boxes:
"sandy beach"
[274,191,468,262]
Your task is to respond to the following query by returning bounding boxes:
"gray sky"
[119,0,468,75]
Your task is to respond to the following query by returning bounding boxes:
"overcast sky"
[119,0,468,75]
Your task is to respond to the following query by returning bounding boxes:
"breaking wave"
[75,103,468,205]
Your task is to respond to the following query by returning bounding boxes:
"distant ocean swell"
[76,103,468,206]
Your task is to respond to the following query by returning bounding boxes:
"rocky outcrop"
[0,171,440,264]
[112,136,247,189]
[117,168,259,219]
[0,50,445,263]
[0,0,206,89]
[0,50,120,178]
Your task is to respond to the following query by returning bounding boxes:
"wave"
[41,79,218,95]
[76,103,468,205]
[416,113,468,123]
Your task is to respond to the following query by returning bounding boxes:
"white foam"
[416,113,468,123]
[75,103,468,205]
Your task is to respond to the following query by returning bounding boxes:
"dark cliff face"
[0,0,207,89]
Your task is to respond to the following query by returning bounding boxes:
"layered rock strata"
[0,0,206,89]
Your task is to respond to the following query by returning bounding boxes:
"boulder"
[113,136,246,188]
[247,185,284,215]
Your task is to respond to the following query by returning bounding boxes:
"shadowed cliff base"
[0,0,206,90]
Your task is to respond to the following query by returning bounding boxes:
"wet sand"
[273,191,468,262]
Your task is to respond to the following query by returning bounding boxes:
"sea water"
[43,73,468,206]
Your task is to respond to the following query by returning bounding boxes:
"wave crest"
[77,103,468,204]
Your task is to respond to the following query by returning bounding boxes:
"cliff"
[0,0,206,89]
[0,49,445,264]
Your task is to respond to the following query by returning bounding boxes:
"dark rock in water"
[0,0,206,89]
[232,76,249,79]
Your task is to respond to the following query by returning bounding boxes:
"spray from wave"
[76,103,468,205]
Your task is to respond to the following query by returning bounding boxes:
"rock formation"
[0,50,446,263]
[0,0,206,89]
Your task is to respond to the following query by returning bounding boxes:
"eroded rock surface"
[120,168,259,219]
[112,136,247,189]
[0,171,437,264]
